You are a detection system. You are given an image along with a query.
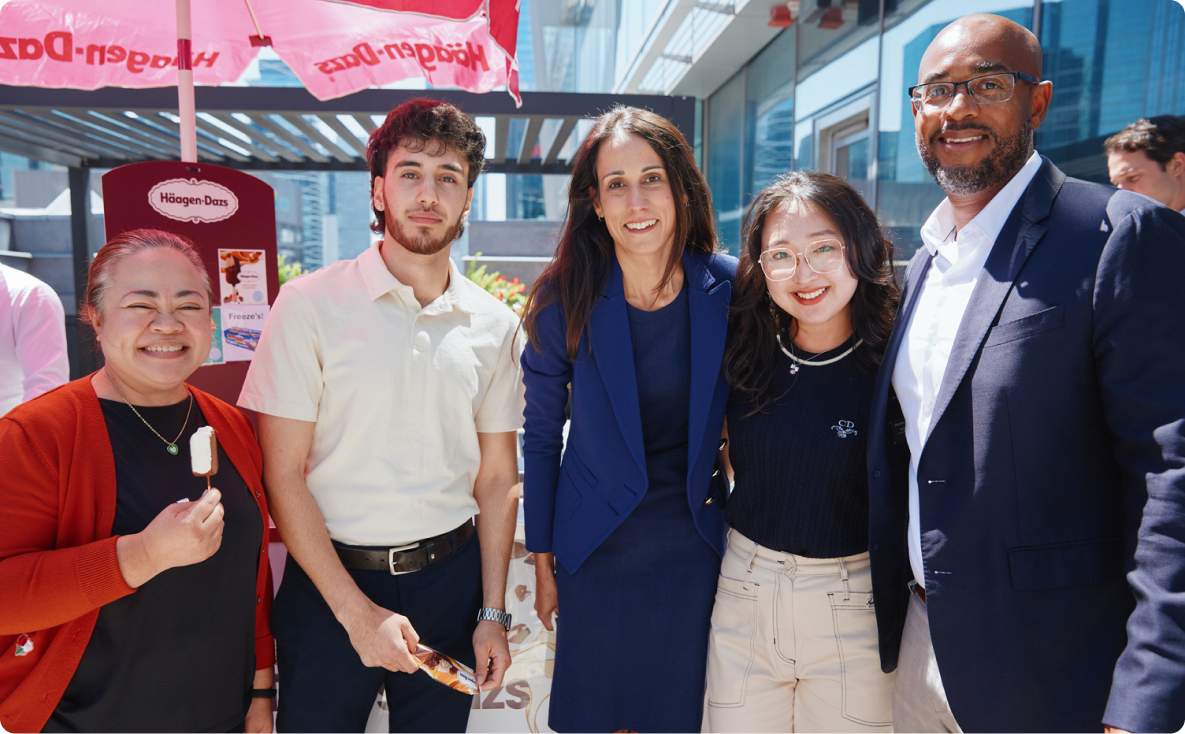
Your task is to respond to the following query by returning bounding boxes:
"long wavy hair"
[522,106,718,359]
[725,172,899,414]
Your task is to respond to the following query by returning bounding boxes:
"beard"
[916,120,1033,195]
[385,206,466,256]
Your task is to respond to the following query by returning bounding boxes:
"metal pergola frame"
[0,86,695,173]
[0,84,695,376]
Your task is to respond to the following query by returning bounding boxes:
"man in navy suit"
[867,14,1185,733]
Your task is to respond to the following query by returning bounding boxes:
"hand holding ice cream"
[115,487,225,588]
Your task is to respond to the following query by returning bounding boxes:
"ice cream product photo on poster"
[221,305,269,362]
[219,249,268,305]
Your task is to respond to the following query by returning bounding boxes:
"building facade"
[692,0,1184,257]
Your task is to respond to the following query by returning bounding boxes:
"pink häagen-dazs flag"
[0,0,520,103]
[0,1,257,89]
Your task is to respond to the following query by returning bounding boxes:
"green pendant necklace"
[105,369,193,455]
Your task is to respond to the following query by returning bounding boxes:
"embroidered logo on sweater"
[14,634,33,657]
[832,420,857,438]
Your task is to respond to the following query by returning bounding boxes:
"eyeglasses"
[908,71,1040,112]
[758,240,845,281]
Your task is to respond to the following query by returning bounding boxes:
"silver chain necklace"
[776,333,864,375]
[104,369,193,455]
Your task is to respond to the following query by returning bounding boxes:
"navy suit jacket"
[522,250,737,574]
[867,157,1185,733]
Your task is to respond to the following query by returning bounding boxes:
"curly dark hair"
[367,98,486,235]
[523,105,718,359]
[1104,115,1185,168]
[725,171,900,415]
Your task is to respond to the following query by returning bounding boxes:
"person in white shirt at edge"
[0,262,69,416]
[238,98,524,733]
[866,11,1185,734]
[1105,115,1185,215]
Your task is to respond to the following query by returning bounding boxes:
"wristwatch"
[476,607,512,631]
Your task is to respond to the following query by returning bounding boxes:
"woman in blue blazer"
[521,106,736,733]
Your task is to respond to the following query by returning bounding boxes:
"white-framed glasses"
[758,239,845,281]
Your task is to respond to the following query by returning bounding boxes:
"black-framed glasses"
[908,71,1040,112]
[758,240,845,281]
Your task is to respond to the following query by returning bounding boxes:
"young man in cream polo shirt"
[240,98,524,733]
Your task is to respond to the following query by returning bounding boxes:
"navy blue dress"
[550,280,720,732]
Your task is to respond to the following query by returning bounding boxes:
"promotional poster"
[102,161,279,408]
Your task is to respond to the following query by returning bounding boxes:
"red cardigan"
[0,375,275,733]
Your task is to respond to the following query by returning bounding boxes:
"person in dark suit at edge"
[866,13,1185,734]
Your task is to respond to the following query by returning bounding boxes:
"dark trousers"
[271,534,481,733]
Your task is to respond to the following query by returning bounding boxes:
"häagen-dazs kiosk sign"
[148,178,239,223]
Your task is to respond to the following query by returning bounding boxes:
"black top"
[725,339,875,558]
[46,397,262,734]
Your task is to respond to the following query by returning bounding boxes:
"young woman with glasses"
[703,171,900,732]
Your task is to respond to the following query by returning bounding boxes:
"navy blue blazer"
[522,250,737,574]
[867,158,1185,733]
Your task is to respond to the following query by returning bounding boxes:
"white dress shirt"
[0,263,69,416]
[891,151,1043,589]
[239,242,525,546]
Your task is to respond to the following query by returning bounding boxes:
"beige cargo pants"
[704,530,895,732]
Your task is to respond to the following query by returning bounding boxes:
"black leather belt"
[334,520,475,575]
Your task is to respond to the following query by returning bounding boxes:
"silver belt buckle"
[387,542,421,575]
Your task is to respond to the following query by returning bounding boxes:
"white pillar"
[176,0,197,163]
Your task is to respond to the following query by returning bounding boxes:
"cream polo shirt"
[239,242,525,547]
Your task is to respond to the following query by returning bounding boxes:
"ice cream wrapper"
[413,645,479,695]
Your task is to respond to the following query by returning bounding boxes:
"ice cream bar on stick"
[412,645,479,695]
[190,426,218,491]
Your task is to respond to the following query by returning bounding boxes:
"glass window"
[835,134,871,192]
[532,0,619,93]
[1036,0,1185,182]
[792,3,880,205]
[797,0,882,82]
[796,36,880,123]
[615,0,668,90]
[795,118,814,172]
[876,0,1033,259]
[707,69,746,253]
[747,29,797,195]
[794,27,878,208]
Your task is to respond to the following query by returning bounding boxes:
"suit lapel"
[926,159,1063,440]
[590,255,648,477]
[872,248,934,424]
[686,253,730,476]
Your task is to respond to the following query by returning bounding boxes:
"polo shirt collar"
[358,241,479,313]
[359,241,402,301]
[442,257,481,314]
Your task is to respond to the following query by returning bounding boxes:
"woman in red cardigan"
[0,229,275,733]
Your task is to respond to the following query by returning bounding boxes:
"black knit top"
[725,339,875,558]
